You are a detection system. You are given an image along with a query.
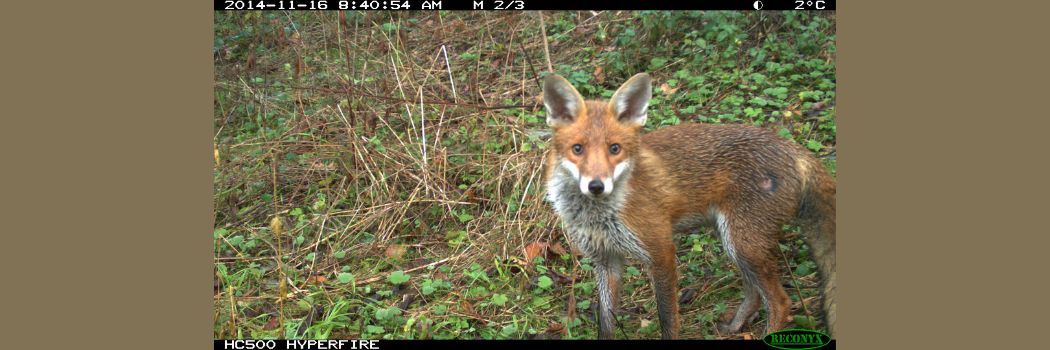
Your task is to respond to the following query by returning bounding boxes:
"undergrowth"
[213,10,836,340]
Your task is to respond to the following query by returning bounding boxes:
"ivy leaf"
[491,293,509,306]
[806,139,823,151]
[375,306,401,320]
[648,57,669,71]
[500,324,518,337]
[537,276,553,289]
[388,271,410,285]
[795,261,816,276]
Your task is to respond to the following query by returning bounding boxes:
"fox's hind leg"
[718,278,761,334]
[715,209,791,335]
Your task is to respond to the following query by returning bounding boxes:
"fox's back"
[634,123,819,223]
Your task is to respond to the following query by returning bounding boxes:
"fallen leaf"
[307,159,335,171]
[593,65,605,84]
[464,188,479,203]
[384,244,407,259]
[742,332,755,340]
[679,287,698,305]
[548,322,566,335]
[549,242,568,256]
[459,299,477,316]
[640,318,652,328]
[659,83,679,95]
[397,294,416,311]
[306,275,327,284]
[524,241,549,262]
[263,315,280,330]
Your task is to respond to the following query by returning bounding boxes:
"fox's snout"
[578,174,613,197]
[587,180,604,194]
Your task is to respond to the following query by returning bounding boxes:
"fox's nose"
[587,180,604,195]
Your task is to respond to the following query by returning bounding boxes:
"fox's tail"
[796,158,837,337]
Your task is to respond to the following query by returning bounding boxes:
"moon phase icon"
[753,1,764,10]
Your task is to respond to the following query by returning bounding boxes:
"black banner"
[214,339,836,350]
[215,0,836,11]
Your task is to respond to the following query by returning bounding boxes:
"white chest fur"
[546,167,651,264]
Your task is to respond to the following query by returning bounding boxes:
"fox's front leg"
[644,225,680,339]
[594,253,625,339]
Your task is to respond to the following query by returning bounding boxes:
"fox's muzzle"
[587,180,605,195]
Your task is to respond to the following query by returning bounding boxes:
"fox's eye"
[572,144,583,155]
[609,144,621,155]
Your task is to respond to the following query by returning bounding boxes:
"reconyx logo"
[762,329,832,350]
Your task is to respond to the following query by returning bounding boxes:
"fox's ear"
[543,74,585,127]
[609,73,652,127]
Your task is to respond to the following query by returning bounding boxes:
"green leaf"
[334,250,346,259]
[537,276,553,289]
[337,272,354,284]
[294,235,305,246]
[806,139,823,151]
[500,324,518,337]
[388,271,410,285]
[744,107,761,118]
[648,57,669,71]
[771,87,789,99]
[625,266,641,277]
[375,306,401,320]
[577,299,591,310]
[793,315,818,329]
[227,235,244,247]
[795,261,815,276]
[491,293,509,306]
[311,194,326,211]
[457,212,474,223]
[468,285,489,298]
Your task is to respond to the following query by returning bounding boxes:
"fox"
[542,73,836,339]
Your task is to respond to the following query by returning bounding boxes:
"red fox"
[542,73,836,339]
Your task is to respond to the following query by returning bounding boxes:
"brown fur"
[544,74,836,339]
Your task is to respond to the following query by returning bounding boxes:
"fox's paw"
[717,318,744,335]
